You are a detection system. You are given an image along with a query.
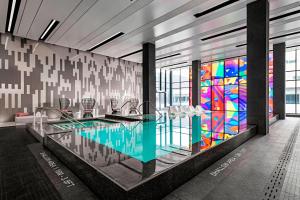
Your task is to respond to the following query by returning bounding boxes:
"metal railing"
[138,101,163,121]
[34,107,86,128]
[120,100,142,115]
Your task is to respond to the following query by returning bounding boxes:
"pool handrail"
[35,107,87,128]
[138,101,163,120]
[120,100,142,115]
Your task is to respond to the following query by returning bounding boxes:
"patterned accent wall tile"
[0,33,142,122]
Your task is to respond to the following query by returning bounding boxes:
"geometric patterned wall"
[0,33,142,122]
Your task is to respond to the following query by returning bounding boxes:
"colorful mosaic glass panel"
[212,78,224,86]
[225,58,239,77]
[212,111,225,133]
[201,87,211,110]
[201,131,212,150]
[225,85,239,111]
[201,63,211,80]
[225,111,239,135]
[201,80,211,87]
[239,57,247,76]
[269,53,274,117]
[239,112,247,131]
[239,76,247,85]
[211,135,225,146]
[201,111,211,131]
[212,61,224,79]
[224,77,239,85]
[239,84,247,111]
[212,86,224,111]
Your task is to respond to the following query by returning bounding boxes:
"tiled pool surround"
[43,115,256,199]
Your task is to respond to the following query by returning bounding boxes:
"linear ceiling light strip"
[270,10,300,21]
[161,62,188,68]
[119,49,142,59]
[194,0,239,18]
[39,19,59,41]
[156,53,181,61]
[88,32,124,52]
[6,0,21,33]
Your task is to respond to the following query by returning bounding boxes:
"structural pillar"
[192,60,201,106]
[143,42,156,114]
[247,0,269,134]
[273,42,286,119]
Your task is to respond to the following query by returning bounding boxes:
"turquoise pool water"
[58,115,239,163]
[52,119,113,130]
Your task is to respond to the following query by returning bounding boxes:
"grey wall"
[0,33,142,122]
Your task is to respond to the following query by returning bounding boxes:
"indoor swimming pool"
[43,114,254,199]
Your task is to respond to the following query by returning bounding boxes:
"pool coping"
[44,126,257,199]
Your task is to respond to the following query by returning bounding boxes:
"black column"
[273,43,286,119]
[143,43,156,114]
[247,0,269,134]
[192,60,201,106]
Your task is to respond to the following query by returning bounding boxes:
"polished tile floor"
[0,126,61,200]
[164,118,300,200]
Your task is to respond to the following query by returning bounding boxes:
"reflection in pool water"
[52,114,247,163]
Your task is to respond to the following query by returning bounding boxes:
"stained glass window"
[212,61,224,79]
[212,86,224,111]
[269,53,274,118]
[225,59,239,77]
[212,111,225,133]
[225,111,239,136]
[225,85,239,111]
[201,87,211,110]
[200,56,248,135]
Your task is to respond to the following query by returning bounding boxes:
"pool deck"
[164,117,300,200]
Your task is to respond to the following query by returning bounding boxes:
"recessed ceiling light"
[39,19,59,41]
[119,49,142,59]
[88,32,125,52]
[156,53,181,61]
[194,0,239,18]
[6,0,21,33]
[161,62,188,68]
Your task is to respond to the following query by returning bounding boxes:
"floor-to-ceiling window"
[285,49,300,114]
[156,68,167,110]
[155,66,191,110]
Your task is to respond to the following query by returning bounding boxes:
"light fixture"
[88,32,125,52]
[202,26,246,41]
[119,49,142,59]
[156,53,181,61]
[161,62,188,68]
[6,0,21,33]
[39,19,59,41]
[194,0,239,18]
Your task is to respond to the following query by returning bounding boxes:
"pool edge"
[43,126,257,200]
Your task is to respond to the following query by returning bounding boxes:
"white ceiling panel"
[80,0,192,50]
[55,0,136,48]
[0,0,9,32]
[73,0,155,49]
[15,0,42,37]
[48,0,97,43]
[26,0,83,40]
